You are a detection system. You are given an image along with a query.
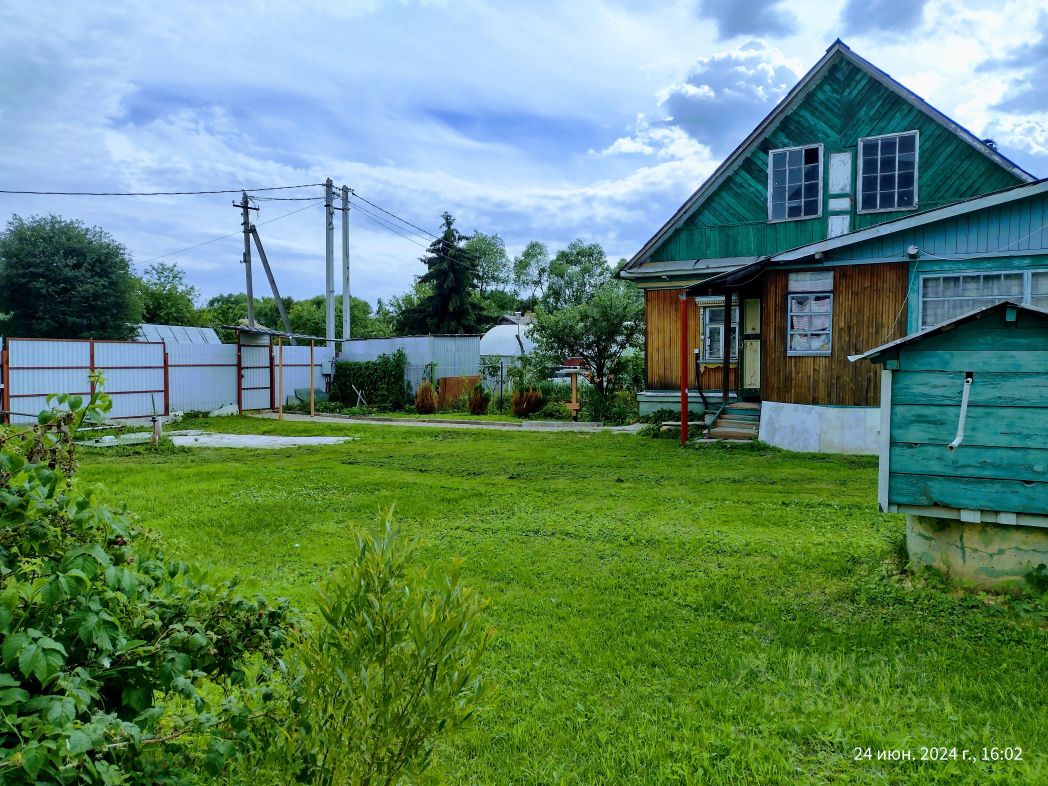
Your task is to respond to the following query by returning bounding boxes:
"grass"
[79,416,1047,785]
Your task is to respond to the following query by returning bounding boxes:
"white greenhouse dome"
[479,322,534,357]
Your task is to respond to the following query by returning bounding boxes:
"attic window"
[859,131,918,212]
[768,144,822,221]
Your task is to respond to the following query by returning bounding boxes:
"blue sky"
[1,0,1047,306]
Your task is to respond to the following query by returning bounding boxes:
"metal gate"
[237,335,273,411]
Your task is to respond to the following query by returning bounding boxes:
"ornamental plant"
[414,380,437,414]
[510,388,543,418]
[235,515,493,786]
[467,382,491,415]
[0,377,294,785]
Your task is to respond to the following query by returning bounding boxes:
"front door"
[741,298,761,400]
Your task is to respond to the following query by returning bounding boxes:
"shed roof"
[479,323,535,357]
[849,301,1048,364]
[137,323,222,344]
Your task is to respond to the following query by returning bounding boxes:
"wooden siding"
[885,308,1048,515]
[649,56,1024,264]
[761,263,908,405]
[644,289,735,391]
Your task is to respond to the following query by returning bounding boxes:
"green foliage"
[415,213,479,334]
[512,240,549,310]
[331,350,408,411]
[641,408,705,424]
[467,383,491,416]
[0,381,294,784]
[462,231,510,297]
[240,516,491,785]
[136,262,200,326]
[541,239,611,312]
[0,214,140,339]
[536,401,571,420]
[414,381,437,415]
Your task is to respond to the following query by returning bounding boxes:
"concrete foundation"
[906,515,1048,592]
[637,390,710,418]
[759,401,879,454]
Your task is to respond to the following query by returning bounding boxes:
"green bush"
[536,380,571,403]
[536,401,572,420]
[641,408,705,424]
[415,380,437,414]
[581,388,638,424]
[0,379,294,785]
[237,516,492,785]
[467,383,492,415]
[331,349,408,410]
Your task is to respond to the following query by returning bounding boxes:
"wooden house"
[620,40,1042,452]
[853,302,1048,589]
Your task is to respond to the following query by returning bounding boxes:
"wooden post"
[680,293,688,446]
[236,334,243,413]
[309,340,315,417]
[1,345,9,425]
[277,337,284,420]
[721,291,731,408]
[89,338,96,395]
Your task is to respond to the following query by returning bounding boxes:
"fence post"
[268,335,276,411]
[163,345,170,416]
[236,334,243,413]
[89,338,96,396]
[1,342,9,425]
[309,340,315,417]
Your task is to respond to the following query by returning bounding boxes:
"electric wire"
[137,200,324,264]
[0,183,326,196]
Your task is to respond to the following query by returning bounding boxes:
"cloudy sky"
[2,0,1047,306]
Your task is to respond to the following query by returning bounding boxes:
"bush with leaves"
[510,388,544,418]
[467,383,491,415]
[414,380,437,414]
[236,516,492,785]
[331,350,408,411]
[0,378,294,784]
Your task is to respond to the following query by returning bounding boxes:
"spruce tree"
[417,212,479,333]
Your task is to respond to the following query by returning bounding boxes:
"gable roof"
[850,301,1048,364]
[623,40,1035,274]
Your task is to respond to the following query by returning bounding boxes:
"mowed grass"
[79,416,1046,785]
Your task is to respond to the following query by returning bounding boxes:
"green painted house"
[620,40,1041,452]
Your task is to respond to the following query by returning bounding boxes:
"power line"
[351,201,484,274]
[138,200,324,264]
[0,183,325,197]
[350,192,440,240]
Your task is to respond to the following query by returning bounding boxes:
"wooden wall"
[645,289,735,391]
[761,263,908,406]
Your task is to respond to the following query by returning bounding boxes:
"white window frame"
[787,271,834,357]
[857,130,919,214]
[767,142,824,223]
[700,305,739,362]
[918,268,1048,329]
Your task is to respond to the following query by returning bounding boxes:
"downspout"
[947,373,973,451]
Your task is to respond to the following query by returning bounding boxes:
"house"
[619,40,1042,453]
[852,301,1048,589]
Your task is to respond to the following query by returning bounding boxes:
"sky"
[2,0,1047,307]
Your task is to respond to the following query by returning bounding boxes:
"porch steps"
[707,403,761,441]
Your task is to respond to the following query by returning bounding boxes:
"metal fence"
[340,335,481,392]
[0,336,333,424]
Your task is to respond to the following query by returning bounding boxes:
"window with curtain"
[919,270,1046,328]
[787,271,833,356]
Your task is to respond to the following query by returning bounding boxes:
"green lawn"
[79,416,1046,785]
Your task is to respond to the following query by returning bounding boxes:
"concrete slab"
[167,431,354,448]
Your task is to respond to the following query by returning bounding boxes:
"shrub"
[641,408,705,424]
[415,380,437,414]
[0,378,294,785]
[331,349,408,410]
[536,380,571,403]
[467,382,491,415]
[511,387,544,418]
[536,401,572,420]
[238,516,492,785]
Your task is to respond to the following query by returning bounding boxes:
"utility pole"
[324,178,335,351]
[341,184,351,355]
[239,191,257,327]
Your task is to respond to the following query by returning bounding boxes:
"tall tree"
[513,240,550,310]
[542,239,610,312]
[0,214,140,339]
[136,262,200,326]
[462,231,510,297]
[417,212,478,333]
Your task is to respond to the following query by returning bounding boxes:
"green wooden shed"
[853,301,1048,589]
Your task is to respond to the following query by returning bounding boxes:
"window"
[787,271,833,356]
[769,144,822,221]
[701,306,739,362]
[920,269,1048,328]
[859,131,918,212]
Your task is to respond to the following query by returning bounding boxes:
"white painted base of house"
[759,401,879,455]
